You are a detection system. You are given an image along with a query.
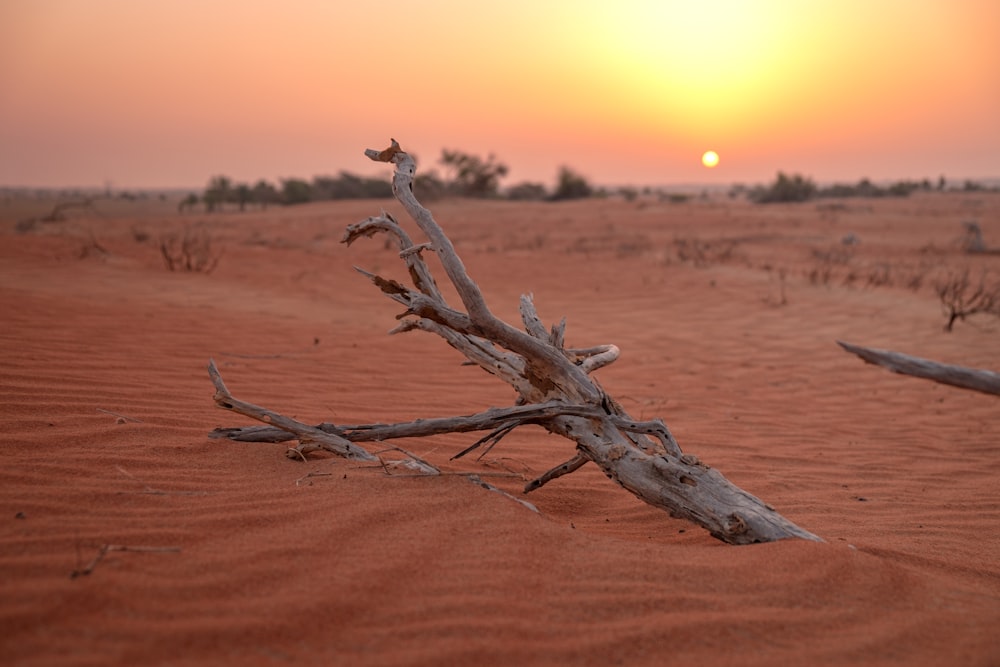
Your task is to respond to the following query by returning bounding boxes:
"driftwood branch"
[838,341,1000,396]
[208,139,822,545]
[208,359,377,461]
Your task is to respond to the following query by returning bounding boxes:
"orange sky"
[1,1,998,189]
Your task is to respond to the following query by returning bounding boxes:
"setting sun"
[702,151,720,168]
[0,1,997,188]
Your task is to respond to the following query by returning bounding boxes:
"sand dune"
[2,192,998,665]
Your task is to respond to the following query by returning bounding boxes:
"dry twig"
[71,544,181,579]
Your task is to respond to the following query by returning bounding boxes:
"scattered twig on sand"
[467,475,539,513]
[295,471,333,486]
[97,408,143,424]
[71,544,181,579]
[115,465,208,496]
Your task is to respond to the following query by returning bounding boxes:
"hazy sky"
[2,0,998,189]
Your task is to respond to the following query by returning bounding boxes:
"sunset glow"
[1,1,998,188]
[702,152,720,169]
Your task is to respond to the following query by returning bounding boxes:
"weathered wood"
[208,359,377,461]
[209,139,822,544]
[210,400,610,443]
[837,341,1000,396]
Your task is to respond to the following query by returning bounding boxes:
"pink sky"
[1,1,998,189]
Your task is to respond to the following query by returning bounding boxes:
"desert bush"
[671,237,738,267]
[311,172,392,200]
[959,221,987,253]
[178,193,199,214]
[203,176,232,212]
[865,262,892,288]
[506,181,548,201]
[934,269,1000,331]
[130,226,151,244]
[439,150,508,197]
[550,166,592,201]
[279,178,313,205]
[252,180,279,208]
[750,172,816,203]
[615,186,638,202]
[160,225,222,274]
[811,245,855,266]
[817,178,928,198]
[410,171,447,200]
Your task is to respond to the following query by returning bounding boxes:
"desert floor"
[2,190,998,666]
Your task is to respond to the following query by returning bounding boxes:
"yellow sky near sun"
[1,0,997,187]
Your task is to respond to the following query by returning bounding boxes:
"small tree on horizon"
[233,183,253,211]
[252,180,279,209]
[203,175,233,212]
[280,178,313,205]
[549,166,592,201]
[178,193,199,214]
[750,172,816,203]
[439,149,509,197]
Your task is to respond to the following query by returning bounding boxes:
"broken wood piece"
[208,359,377,461]
[837,340,1000,396]
[525,453,589,493]
[468,475,539,513]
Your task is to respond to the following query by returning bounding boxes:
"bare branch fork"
[208,139,821,544]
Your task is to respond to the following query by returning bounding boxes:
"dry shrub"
[160,225,222,273]
[671,237,738,267]
[934,269,1000,331]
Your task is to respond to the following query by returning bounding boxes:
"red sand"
[2,193,998,666]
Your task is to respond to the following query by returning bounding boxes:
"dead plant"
[160,225,222,273]
[934,268,1000,331]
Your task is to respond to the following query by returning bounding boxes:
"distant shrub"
[280,178,313,205]
[617,186,639,202]
[506,182,548,201]
[178,193,199,214]
[252,180,279,208]
[750,172,817,203]
[818,178,927,199]
[550,166,592,201]
[160,225,221,274]
[934,269,1000,331]
[414,171,448,200]
[439,149,509,197]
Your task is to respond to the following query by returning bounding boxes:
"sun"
[701,150,720,168]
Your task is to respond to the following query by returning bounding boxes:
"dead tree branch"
[208,360,376,461]
[208,139,821,544]
[837,341,1000,396]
